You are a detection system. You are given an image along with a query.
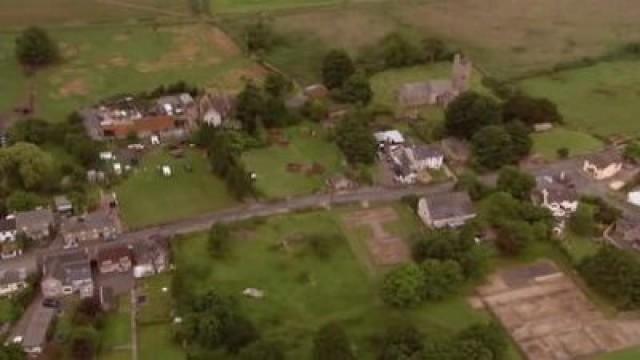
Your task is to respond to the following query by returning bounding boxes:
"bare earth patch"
[476,261,640,359]
[59,78,89,97]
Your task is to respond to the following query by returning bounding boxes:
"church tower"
[451,54,472,93]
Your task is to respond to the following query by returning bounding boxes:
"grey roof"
[132,236,169,265]
[43,249,92,286]
[398,80,453,107]
[412,144,444,160]
[535,176,578,203]
[0,269,26,286]
[285,94,309,109]
[586,150,623,168]
[61,210,117,234]
[22,305,56,349]
[424,191,475,221]
[0,218,16,232]
[15,208,54,230]
[54,196,72,209]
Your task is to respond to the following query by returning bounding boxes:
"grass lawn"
[598,347,640,360]
[563,233,601,263]
[532,127,604,160]
[0,298,19,324]
[241,124,346,199]
[115,149,236,229]
[173,209,489,358]
[99,296,132,360]
[137,273,174,324]
[521,60,640,138]
[211,0,341,13]
[138,324,185,360]
[0,23,263,122]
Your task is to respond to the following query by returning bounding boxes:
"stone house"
[132,236,170,278]
[15,208,55,242]
[0,269,27,297]
[583,150,623,180]
[397,54,472,109]
[60,210,120,248]
[97,245,133,274]
[41,249,94,298]
[533,174,579,218]
[198,93,235,127]
[418,191,476,229]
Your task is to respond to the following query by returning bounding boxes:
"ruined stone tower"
[451,54,472,93]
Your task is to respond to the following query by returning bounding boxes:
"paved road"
[1,152,632,273]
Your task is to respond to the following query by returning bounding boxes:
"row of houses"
[0,208,56,260]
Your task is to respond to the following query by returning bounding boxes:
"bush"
[380,264,425,308]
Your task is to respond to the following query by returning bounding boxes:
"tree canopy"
[334,112,376,165]
[496,166,535,200]
[471,126,514,170]
[445,92,502,140]
[312,323,355,360]
[322,50,355,89]
[380,264,425,308]
[502,95,562,126]
[15,27,59,67]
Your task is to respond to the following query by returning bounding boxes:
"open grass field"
[531,127,604,160]
[173,208,490,358]
[227,0,640,83]
[0,0,191,29]
[211,0,341,13]
[241,124,345,199]
[115,149,236,229]
[138,324,185,360]
[99,296,132,360]
[522,60,640,138]
[0,23,264,121]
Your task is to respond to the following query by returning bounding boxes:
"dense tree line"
[579,246,640,310]
[334,110,377,165]
[322,50,373,105]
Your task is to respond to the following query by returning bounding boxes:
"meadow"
[531,128,603,160]
[168,208,493,358]
[210,0,342,13]
[0,23,263,122]
[115,149,236,229]
[522,60,640,138]
[241,124,346,199]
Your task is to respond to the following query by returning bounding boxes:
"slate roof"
[0,218,16,232]
[61,210,117,234]
[535,176,578,203]
[42,249,92,287]
[424,191,475,221]
[586,149,623,168]
[0,269,26,286]
[412,144,444,160]
[15,208,54,231]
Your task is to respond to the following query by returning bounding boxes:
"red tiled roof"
[102,116,176,137]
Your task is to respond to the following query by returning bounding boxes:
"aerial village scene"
[2,1,640,359]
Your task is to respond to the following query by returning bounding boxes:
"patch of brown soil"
[59,78,89,97]
[206,27,241,56]
[109,56,129,67]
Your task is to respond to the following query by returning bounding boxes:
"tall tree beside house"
[445,92,502,140]
[380,263,425,308]
[496,166,535,200]
[246,20,276,53]
[505,120,533,159]
[235,82,265,136]
[335,71,373,105]
[0,142,56,192]
[568,203,596,237]
[334,113,376,165]
[263,72,291,98]
[471,126,514,170]
[15,27,59,67]
[312,323,355,360]
[420,259,464,301]
[322,49,355,89]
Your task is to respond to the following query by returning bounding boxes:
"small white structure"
[628,190,640,207]
[128,143,145,150]
[533,123,554,132]
[151,135,160,145]
[113,163,122,176]
[162,165,172,177]
[404,145,445,171]
[583,150,623,180]
[99,151,114,161]
[243,288,265,298]
[374,130,405,145]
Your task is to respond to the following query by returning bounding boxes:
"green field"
[173,209,490,358]
[563,233,601,263]
[241,124,346,199]
[522,60,640,137]
[116,149,236,229]
[531,127,603,159]
[139,324,185,360]
[99,297,132,360]
[0,23,262,121]
[598,347,640,360]
[211,0,341,13]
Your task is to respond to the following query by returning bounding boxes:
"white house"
[583,150,623,180]
[628,189,640,207]
[374,130,405,146]
[404,145,445,171]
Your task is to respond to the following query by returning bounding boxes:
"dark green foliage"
[335,72,373,105]
[0,344,26,360]
[379,33,423,69]
[15,27,58,67]
[411,229,485,279]
[312,322,355,360]
[624,142,640,163]
[580,196,622,225]
[502,95,562,126]
[494,219,535,256]
[380,264,425,308]
[239,340,285,360]
[263,73,291,98]
[334,113,376,165]
[377,323,424,360]
[422,37,450,62]
[6,191,42,212]
[456,323,507,360]
[70,326,99,360]
[455,171,490,201]
[149,81,201,98]
[579,246,640,309]
[322,50,355,89]
[303,234,338,259]
[208,224,232,258]
[246,21,277,53]
[421,259,464,301]
[235,82,265,135]
[445,92,502,140]
[72,297,104,328]
[471,126,514,170]
[505,121,532,159]
[496,166,535,200]
[569,203,596,237]
[557,147,569,159]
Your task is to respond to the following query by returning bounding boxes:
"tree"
[569,203,596,237]
[377,323,424,360]
[0,142,56,192]
[322,50,355,89]
[455,171,490,201]
[208,224,232,258]
[502,95,562,126]
[496,166,535,200]
[445,92,502,139]
[579,246,640,309]
[70,327,99,360]
[263,73,290,98]
[221,314,260,353]
[471,126,514,170]
[422,37,448,62]
[312,323,355,360]
[239,340,285,360]
[336,72,373,105]
[72,297,104,327]
[235,82,265,135]
[334,113,376,165]
[456,323,507,360]
[494,219,534,256]
[0,344,26,360]
[557,147,569,159]
[380,33,421,68]
[581,196,622,225]
[15,27,59,67]
[421,259,464,301]
[505,121,532,159]
[411,229,484,279]
[380,264,425,307]
[246,21,276,53]
[6,191,42,212]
